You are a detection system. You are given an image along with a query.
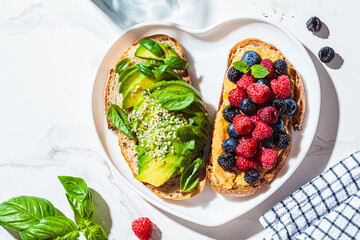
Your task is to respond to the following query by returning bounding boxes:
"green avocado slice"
[135,43,178,60]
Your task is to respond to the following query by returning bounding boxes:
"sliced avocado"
[119,68,142,94]
[122,77,156,109]
[136,162,177,187]
[155,67,181,81]
[135,43,178,60]
[147,80,202,99]
[118,65,137,83]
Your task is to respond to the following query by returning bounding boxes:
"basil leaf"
[233,61,250,73]
[106,104,133,138]
[180,158,204,192]
[153,64,169,78]
[19,216,79,240]
[138,39,164,57]
[140,60,163,68]
[0,196,57,231]
[177,126,195,150]
[82,222,108,240]
[58,176,92,228]
[164,56,190,70]
[160,93,194,110]
[136,64,154,78]
[251,64,269,78]
[115,58,130,74]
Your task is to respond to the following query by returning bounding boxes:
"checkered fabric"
[259,151,360,240]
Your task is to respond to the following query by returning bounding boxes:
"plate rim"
[91,17,321,226]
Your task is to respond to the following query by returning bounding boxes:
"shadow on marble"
[2,227,21,240]
[313,22,330,39]
[326,53,344,70]
[157,47,340,239]
[151,223,162,240]
[91,189,113,235]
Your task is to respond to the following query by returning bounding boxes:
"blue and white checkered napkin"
[260,151,360,240]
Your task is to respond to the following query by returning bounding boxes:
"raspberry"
[236,135,259,158]
[132,217,152,240]
[227,66,243,83]
[236,156,258,171]
[237,72,255,90]
[246,83,272,104]
[256,148,277,169]
[244,169,260,184]
[249,114,261,125]
[306,16,322,33]
[318,46,335,63]
[257,106,279,124]
[260,59,274,78]
[233,115,254,135]
[270,75,290,99]
[217,153,236,170]
[228,88,247,108]
[252,121,273,141]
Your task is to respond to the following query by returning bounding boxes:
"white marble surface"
[1,0,359,239]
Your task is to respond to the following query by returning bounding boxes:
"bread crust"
[207,38,306,196]
[104,34,206,200]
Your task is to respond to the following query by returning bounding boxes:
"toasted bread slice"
[104,34,206,200]
[207,38,306,196]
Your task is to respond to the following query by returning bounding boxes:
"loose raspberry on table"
[236,135,259,158]
[237,72,256,90]
[270,75,290,99]
[256,148,278,169]
[233,115,254,135]
[246,83,272,104]
[260,59,274,78]
[252,121,273,141]
[228,88,247,108]
[236,156,258,171]
[257,106,279,124]
[132,217,153,240]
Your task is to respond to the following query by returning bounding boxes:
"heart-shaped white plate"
[91,17,320,226]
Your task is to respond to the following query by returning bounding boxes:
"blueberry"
[274,59,288,75]
[223,105,240,122]
[276,132,291,149]
[242,51,260,67]
[272,118,284,132]
[261,135,275,148]
[244,169,260,184]
[222,138,239,154]
[240,98,257,115]
[227,66,243,83]
[227,123,241,139]
[283,99,297,116]
[272,99,287,114]
[257,78,270,87]
[217,153,236,170]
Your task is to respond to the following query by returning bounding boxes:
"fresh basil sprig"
[136,64,154,78]
[115,58,131,74]
[106,104,133,138]
[138,39,164,57]
[160,93,194,111]
[233,60,250,73]
[164,56,190,70]
[177,126,195,150]
[82,223,108,240]
[180,158,204,192]
[250,64,269,78]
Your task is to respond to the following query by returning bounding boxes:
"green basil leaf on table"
[82,222,108,240]
[160,93,194,111]
[232,60,250,73]
[0,196,57,231]
[19,216,79,240]
[138,39,164,57]
[177,126,195,150]
[106,104,133,138]
[115,58,130,74]
[164,56,190,70]
[136,64,154,78]
[180,158,204,192]
[251,64,269,78]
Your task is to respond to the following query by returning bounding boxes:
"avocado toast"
[207,38,306,196]
[105,35,211,200]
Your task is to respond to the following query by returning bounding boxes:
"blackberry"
[284,99,297,116]
[227,123,241,139]
[272,118,284,132]
[318,46,335,63]
[261,135,275,148]
[257,78,270,87]
[272,99,287,114]
[276,132,291,149]
[274,59,288,75]
[222,138,239,154]
[217,153,236,170]
[240,98,257,115]
[223,105,240,123]
[227,66,243,83]
[244,169,260,184]
[306,16,322,33]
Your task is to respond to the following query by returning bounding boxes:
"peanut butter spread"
[211,45,295,190]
